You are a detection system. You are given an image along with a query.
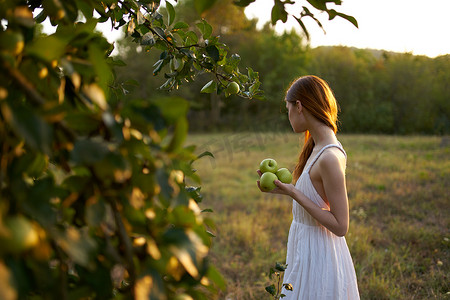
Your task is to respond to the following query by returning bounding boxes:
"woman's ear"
[296,100,302,113]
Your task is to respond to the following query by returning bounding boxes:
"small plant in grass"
[265,262,293,299]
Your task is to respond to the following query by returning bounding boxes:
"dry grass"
[186,133,449,300]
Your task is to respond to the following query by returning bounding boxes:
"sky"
[46,0,450,58]
[244,0,450,58]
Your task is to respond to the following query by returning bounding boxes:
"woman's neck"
[308,121,337,149]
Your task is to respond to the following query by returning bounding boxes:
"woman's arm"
[257,151,349,237]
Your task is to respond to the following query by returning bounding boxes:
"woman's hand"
[256,170,295,196]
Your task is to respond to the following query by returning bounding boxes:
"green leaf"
[196,150,214,160]
[207,265,226,290]
[166,117,188,152]
[275,262,288,272]
[225,53,241,72]
[185,30,198,46]
[74,264,114,298]
[249,81,261,94]
[141,32,155,46]
[269,267,275,279]
[153,59,165,75]
[160,50,169,60]
[194,0,218,14]
[42,0,66,23]
[22,177,59,227]
[75,0,93,19]
[300,6,325,34]
[294,16,310,40]
[107,57,127,66]
[85,197,106,227]
[6,103,53,154]
[153,26,166,38]
[307,0,327,10]
[63,174,90,193]
[88,44,112,91]
[186,186,203,203]
[93,151,129,184]
[206,230,216,238]
[71,139,109,165]
[151,96,189,123]
[166,1,176,25]
[233,0,256,7]
[64,111,102,133]
[25,34,67,62]
[196,20,213,39]
[271,0,288,25]
[200,80,217,94]
[56,226,97,268]
[265,284,276,296]
[11,152,48,178]
[173,21,189,30]
[123,79,139,86]
[328,9,358,28]
[35,9,47,23]
[206,45,220,62]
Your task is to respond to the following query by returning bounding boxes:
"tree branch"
[3,61,77,141]
[3,61,46,106]
[52,241,69,300]
[109,197,136,295]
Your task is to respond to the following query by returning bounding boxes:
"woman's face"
[286,100,306,133]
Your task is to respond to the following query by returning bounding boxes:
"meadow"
[186,133,449,300]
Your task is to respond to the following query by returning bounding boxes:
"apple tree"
[0,0,356,299]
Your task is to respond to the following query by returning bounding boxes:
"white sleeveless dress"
[282,144,360,299]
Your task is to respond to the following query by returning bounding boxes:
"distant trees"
[118,26,450,135]
[117,15,311,132]
[310,47,450,134]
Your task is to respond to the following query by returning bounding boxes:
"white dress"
[282,144,360,300]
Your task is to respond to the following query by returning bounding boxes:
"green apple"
[0,215,39,254]
[259,158,278,173]
[170,57,184,72]
[226,82,240,95]
[0,30,24,55]
[260,172,278,191]
[276,168,293,184]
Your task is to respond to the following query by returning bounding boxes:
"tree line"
[116,7,450,135]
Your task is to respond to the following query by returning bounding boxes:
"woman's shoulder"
[318,146,346,170]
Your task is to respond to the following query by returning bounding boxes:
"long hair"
[285,75,339,181]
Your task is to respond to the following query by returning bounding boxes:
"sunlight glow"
[245,0,450,57]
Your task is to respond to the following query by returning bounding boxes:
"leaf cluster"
[120,0,264,99]
[231,0,358,40]
[0,0,232,298]
[265,262,293,299]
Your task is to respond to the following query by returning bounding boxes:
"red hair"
[285,75,339,181]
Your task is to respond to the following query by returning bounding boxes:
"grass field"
[186,133,449,300]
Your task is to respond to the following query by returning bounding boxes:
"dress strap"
[305,143,346,173]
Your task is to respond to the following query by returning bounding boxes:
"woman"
[257,75,360,299]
